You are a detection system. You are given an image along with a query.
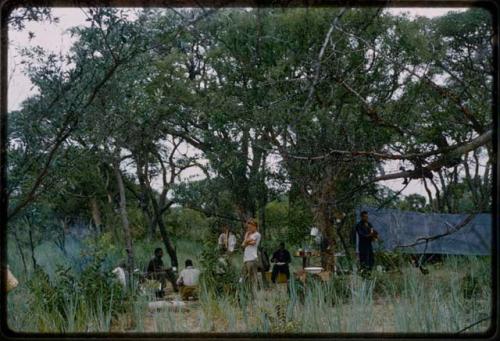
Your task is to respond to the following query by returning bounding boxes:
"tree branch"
[394,213,476,249]
[331,23,486,134]
[8,57,126,221]
[303,8,348,112]
[371,129,492,182]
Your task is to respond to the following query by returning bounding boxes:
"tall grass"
[168,255,490,334]
[7,233,491,334]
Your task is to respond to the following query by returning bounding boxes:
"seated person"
[176,259,201,300]
[146,248,178,296]
[218,225,237,253]
[271,242,291,283]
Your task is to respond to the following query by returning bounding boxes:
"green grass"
[6,236,492,334]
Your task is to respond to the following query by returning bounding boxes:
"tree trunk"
[257,155,268,238]
[149,192,178,268]
[257,180,268,238]
[156,213,179,269]
[313,202,336,273]
[335,218,353,269]
[135,157,178,268]
[463,156,480,210]
[28,228,38,271]
[135,161,156,239]
[55,218,67,255]
[90,197,103,233]
[422,178,435,211]
[13,229,28,276]
[438,170,452,213]
[113,159,135,279]
[258,203,266,239]
[481,160,491,210]
[429,177,443,211]
[309,167,339,273]
[145,210,154,241]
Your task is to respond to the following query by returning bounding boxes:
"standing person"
[241,218,261,291]
[270,242,291,283]
[355,211,378,272]
[218,224,237,254]
[176,259,201,300]
[146,248,179,296]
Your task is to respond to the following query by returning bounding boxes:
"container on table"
[304,266,323,274]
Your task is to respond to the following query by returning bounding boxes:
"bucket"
[264,271,288,284]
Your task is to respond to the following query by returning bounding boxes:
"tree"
[141,7,492,270]
[6,7,144,223]
[5,7,492,278]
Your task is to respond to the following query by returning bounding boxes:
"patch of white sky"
[8,6,473,199]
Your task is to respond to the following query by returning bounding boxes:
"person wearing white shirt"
[241,218,261,291]
[217,225,237,253]
[176,259,201,300]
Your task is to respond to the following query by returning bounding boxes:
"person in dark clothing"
[146,248,178,295]
[355,211,378,271]
[270,242,291,283]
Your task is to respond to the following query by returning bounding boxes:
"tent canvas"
[354,207,491,256]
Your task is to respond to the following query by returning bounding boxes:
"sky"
[7,7,469,198]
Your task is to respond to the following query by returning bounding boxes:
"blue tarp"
[355,207,492,256]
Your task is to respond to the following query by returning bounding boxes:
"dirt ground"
[111,266,488,333]
[114,291,398,333]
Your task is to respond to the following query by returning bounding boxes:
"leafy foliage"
[198,238,240,297]
[25,236,131,332]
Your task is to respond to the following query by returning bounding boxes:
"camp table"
[294,269,332,285]
[293,251,347,272]
[293,250,321,269]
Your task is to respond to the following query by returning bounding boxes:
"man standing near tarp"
[355,211,378,272]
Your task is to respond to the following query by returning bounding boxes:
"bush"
[461,272,480,299]
[328,275,351,304]
[460,257,490,300]
[25,238,131,332]
[199,239,240,297]
[372,271,405,297]
[374,251,411,271]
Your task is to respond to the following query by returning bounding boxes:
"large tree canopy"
[6,7,493,271]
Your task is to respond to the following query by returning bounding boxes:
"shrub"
[199,239,240,297]
[374,251,411,272]
[461,272,479,299]
[372,271,405,297]
[328,274,351,304]
[25,238,131,332]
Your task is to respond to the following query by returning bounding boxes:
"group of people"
[146,248,200,300]
[144,218,292,299]
[221,218,292,291]
[145,211,378,299]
